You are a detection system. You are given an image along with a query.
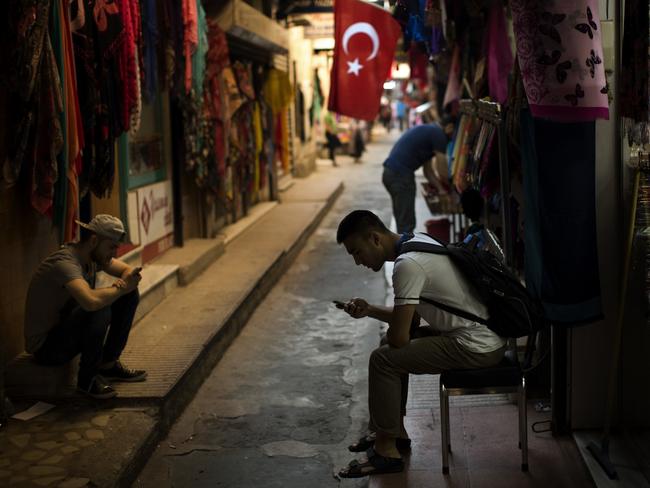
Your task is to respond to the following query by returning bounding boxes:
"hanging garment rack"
[457,99,513,268]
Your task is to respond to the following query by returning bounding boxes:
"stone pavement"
[132,128,595,488]
[0,156,346,487]
[1,128,597,487]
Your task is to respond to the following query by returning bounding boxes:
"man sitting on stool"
[24,214,146,400]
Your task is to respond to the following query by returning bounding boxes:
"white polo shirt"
[393,233,506,353]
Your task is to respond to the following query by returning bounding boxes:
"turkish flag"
[327,0,401,120]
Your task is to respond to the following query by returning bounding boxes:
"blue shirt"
[396,101,406,117]
[383,124,448,175]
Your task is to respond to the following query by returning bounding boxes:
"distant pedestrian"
[350,119,366,163]
[324,112,341,167]
[396,100,407,131]
[379,104,392,132]
[382,123,449,233]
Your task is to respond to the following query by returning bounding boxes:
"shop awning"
[216,0,289,54]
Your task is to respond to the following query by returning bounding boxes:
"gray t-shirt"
[24,245,97,353]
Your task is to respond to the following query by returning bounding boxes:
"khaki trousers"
[369,332,505,437]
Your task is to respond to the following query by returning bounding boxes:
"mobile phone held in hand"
[333,300,345,309]
[133,266,143,275]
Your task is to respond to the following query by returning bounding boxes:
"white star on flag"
[347,58,363,76]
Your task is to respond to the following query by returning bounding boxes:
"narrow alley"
[134,132,592,488]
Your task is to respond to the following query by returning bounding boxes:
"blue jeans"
[382,166,416,234]
[34,291,139,386]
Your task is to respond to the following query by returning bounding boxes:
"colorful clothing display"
[263,69,292,115]
[4,0,287,243]
[182,0,198,94]
[511,0,609,122]
[191,0,207,98]
[442,46,461,110]
[485,1,513,105]
[141,0,159,102]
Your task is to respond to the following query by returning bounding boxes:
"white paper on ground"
[11,402,55,421]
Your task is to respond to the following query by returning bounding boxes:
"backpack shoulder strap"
[419,296,489,325]
[400,241,449,256]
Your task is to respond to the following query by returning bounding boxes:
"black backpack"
[399,236,548,338]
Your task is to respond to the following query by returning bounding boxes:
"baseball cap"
[75,215,129,243]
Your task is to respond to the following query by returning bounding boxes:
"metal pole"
[586,0,625,479]
[497,107,513,268]
[0,347,6,430]
[170,95,185,246]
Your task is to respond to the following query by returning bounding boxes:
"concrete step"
[151,238,225,286]
[119,246,143,268]
[278,174,295,192]
[219,201,278,246]
[94,263,179,326]
[5,354,77,398]
[112,181,344,406]
[132,264,179,324]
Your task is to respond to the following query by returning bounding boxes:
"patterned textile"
[233,61,255,101]
[191,0,207,97]
[182,0,197,94]
[141,0,158,102]
[58,0,85,240]
[4,0,63,217]
[205,20,230,178]
[72,0,124,198]
[511,0,609,122]
[485,0,513,105]
[116,0,140,132]
[263,69,292,115]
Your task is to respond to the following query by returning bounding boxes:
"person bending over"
[382,123,449,233]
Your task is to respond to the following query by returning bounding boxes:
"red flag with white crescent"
[327,0,401,120]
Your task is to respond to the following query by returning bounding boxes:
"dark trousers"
[325,132,338,162]
[382,166,416,234]
[34,291,139,386]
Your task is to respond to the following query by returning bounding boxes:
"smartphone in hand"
[333,300,346,309]
[133,266,143,275]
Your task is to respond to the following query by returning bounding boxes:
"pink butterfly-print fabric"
[511,0,609,122]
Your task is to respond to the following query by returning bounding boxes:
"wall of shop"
[570,0,650,429]
[0,186,60,364]
[289,26,318,177]
[0,90,66,363]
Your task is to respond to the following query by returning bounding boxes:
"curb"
[117,182,344,487]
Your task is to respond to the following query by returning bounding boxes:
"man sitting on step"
[24,214,147,400]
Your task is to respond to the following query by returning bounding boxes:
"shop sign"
[302,13,334,39]
[277,0,333,18]
[135,181,173,247]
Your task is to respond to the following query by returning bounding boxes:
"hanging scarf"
[511,0,609,122]
[4,0,63,196]
[485,1,513,105]
[141,0,158,102]
[191,0,207,98]
[182,0,198,94]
